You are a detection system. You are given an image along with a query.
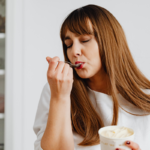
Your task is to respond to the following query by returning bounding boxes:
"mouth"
[75,61,84,65]
[76,62,85,69]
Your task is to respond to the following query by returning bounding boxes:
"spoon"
[47,59,83,68]
[59,61,83,68]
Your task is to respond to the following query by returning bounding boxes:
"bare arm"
[41,97,74,150]
[41,56,74,150]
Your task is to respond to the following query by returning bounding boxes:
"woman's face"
[64,29,103,79]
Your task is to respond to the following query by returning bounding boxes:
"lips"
[75,61,84,65]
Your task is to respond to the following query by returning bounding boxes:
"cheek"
[88,43,99,58]
[88,51,100,64]
[66,50,70,60]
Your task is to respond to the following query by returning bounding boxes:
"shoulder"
[36,82,51,112]
[33,83,51,130]
[41,82,51,95]
[40,82,51,99]
[33,82,51,144]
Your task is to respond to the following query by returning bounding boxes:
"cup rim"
[98,125,135,140]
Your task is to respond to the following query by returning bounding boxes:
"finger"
[46,56,52,62]
[62,63,70,78]
[67,67,73,78]
[55,61,65,74]
[125,141,140,150]
[48,56,60,73]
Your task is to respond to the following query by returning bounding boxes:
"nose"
[71,42,82,57]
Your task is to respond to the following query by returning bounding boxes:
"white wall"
[6,0,150,150]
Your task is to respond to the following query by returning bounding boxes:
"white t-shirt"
[33,82,150,150]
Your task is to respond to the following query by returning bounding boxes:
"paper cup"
[98,126,134,150]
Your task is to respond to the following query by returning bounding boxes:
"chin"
[76,73,90,79]
[75,69,93,79]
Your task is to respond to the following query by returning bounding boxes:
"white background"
[5,0,150,150]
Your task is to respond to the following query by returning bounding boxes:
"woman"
[33,4,150,150]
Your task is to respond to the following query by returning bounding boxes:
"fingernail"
[126,141,130,145]
[116,148,120,150]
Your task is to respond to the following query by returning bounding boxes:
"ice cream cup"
[98,125,134,150]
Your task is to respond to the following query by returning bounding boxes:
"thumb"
[46,57,52,62]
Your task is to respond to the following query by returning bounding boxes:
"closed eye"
[82,39,90,43]
[66,39,90,49]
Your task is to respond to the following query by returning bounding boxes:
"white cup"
[98,125,134,150]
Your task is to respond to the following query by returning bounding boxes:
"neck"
[85,68,111,95]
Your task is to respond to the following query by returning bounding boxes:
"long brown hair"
[60,4,150,146]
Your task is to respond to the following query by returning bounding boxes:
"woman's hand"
[116,141,141,150]
[46,56,74,101]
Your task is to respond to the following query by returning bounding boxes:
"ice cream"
[98,126,134,150]
[100,126,133,138]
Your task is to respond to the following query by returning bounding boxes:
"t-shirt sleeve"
[33,82,51,150]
